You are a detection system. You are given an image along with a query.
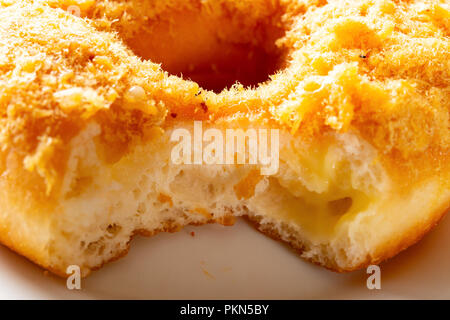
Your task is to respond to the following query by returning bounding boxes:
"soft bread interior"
[43,120,437,276]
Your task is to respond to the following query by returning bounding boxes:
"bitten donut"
[0,0,448,277]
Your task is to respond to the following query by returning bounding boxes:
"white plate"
[0,213,448,300]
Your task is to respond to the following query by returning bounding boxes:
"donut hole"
[123,5,289,93]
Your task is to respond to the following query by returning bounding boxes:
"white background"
[0,214,448,299]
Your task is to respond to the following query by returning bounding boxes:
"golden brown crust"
[369,202,449,269]
[247,201,449,272]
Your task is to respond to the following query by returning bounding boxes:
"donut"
[0,0,448,277]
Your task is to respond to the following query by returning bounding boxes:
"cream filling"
[50,122,389,272]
